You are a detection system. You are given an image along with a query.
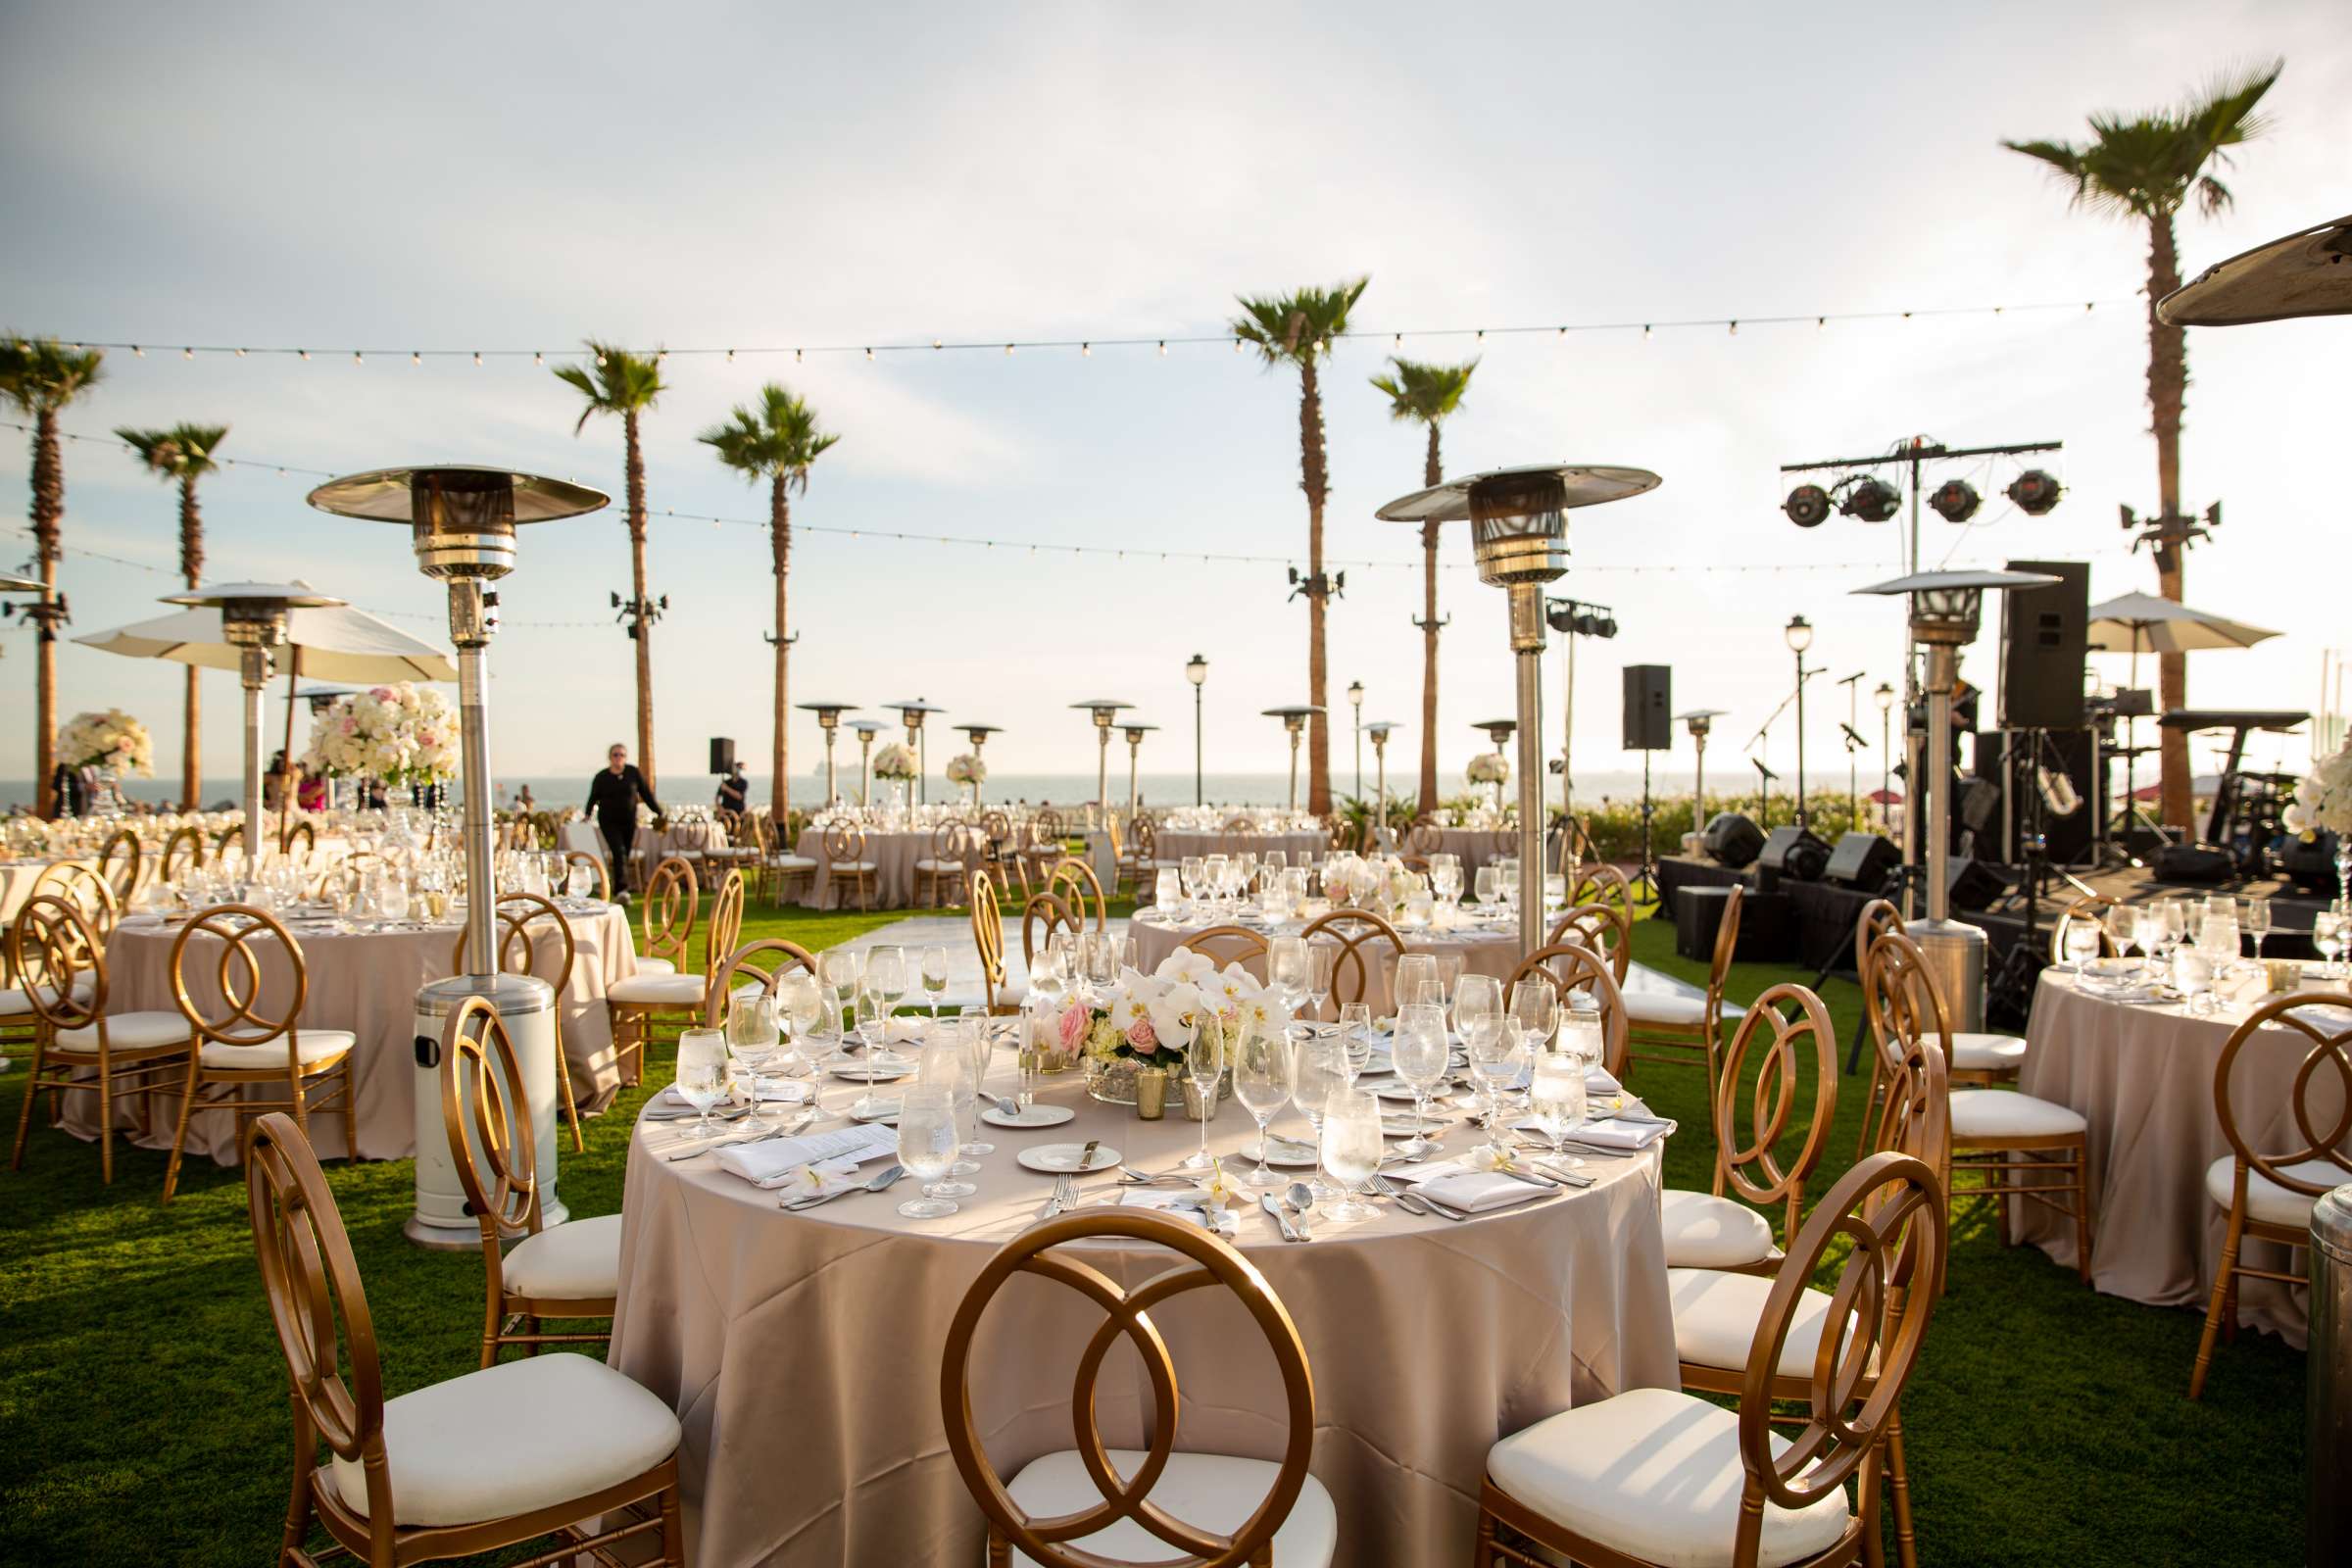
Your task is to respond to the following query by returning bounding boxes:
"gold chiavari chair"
[1476,1147,1946,1568]
[1657,982,1837,1275]
[216,821,246,861]
[2189,995,2352,1398]
[1297,907,1404,1013]
[1622,886,1739,1082]
[1567,860,1635,933]
[1169,924,1271,975]
[940,1208,1335,1567]
[281,815,317,858]
[160,822,205,882]
[1544,901,1632,984]
[1020,891,1085,971]
[1046,855,1108,930]
[1850,898,1908,1153]
[1872,928,2093,1282]
[98,825,144,906]
[1320,813,1355,855]
[30,858,121,944]
[240,1111,684,1567]
[822,824,879,912]
[917,822,973,909]
[968,870,1025,1015]
[1119,812,1160,895]
[439,997,619,1365]
[1407,820,1444,858]
[563,848,612,903]
[754,813,819,905]
[699,938,820,1026]
[1016,809,1067,892]
[1855,904,2025,1095]
[452,893,586,1152]
[1502,944,1630,1080]
[163,905,358,1202]
[7,893,192,1184]
[2049,893,2123,965]
[632,857,700,976]
[608,869,746,1088]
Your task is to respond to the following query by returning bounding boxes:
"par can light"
[2006,467,2064,514]
[1928,478,1983,522]
[1784,483,1832,527]
[1839,476,1901,523]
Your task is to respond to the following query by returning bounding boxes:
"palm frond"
[1227,276,1372,368]
[0,336,105,415]
[2004,60,2280,222]
[553,339,666,434]
[697,383,837,486]
[1371,356,1478,424]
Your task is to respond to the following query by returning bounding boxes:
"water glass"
[1394,954,1439,1012]
[1338,1003,1374,1078]
[776,971,824,1075]
[1153,867,1183,911]
[2241,898,2272,960]
[1232,1023,1295,1187]
[1474,865,1498,906]
[896,1085,962,1219]
[1531,1050,1589,1167]
[917,1032,980,1188]
[1393,1003,1449,1157]
[2317,910,2347,980]
[1270,937,1311,1014]
[2171,949,2216,1014]
[2061,919,2102,969]
[1454,972,1503,1036]
[724,994,780,1131]
[1290,1032,1349,1195]
[1319,1088,1383,1224]
[674,1028,730,1137]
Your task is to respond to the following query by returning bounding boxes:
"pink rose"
[1125,1017,1157,1053]
[1057,1004,1087,1051]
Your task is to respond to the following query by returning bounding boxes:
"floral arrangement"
[1064,948,1294,1066]
[872,742,919,781]
[59,710,154,776]
[1466,752,1509,786]
[2284,741,2352,837]
[945,754,987,785]
[303,683,458,785]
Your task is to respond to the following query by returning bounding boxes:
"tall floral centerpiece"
[59,709,153,816]
[872,741,919,815]
[2284,739,2352,908]
[946,753,986,808]
[305,683,459,807]
[1467,751,1509,815]
[1069,947,1294,1105]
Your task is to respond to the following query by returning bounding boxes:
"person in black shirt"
[715,763,749,816]
[586,742,661,898]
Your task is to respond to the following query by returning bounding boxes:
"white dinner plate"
[1366,1081,1427,1102]
[848,1096,903,1122]
[828,1062,914,1083]
[1250,1136,1320,1169]
[982,1103,1075,1128]
[1016,1142,1122,1174]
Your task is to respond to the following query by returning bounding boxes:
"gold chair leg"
[1854,1055,1885,1158]
[1886,1403,1918,1568]
[161,1059,203,1202]
[554,1019,585,1152]
[96,1062,115,1185]
[2072,1144,2095,1286]
[9,1044,42,1170]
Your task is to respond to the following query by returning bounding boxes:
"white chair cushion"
[1004,1448,1336,1568]
[914,858,965,873]
[1626,991,1709,1027]
[329,1351,679,1528]
[1949,1089,2085,1141]
[608,972,710,1005]
[0,977,97,1016]
[633,956,676,975]
[53,1010,194,1054]
[2204,1153,2349,1229]
[829,860,879,874]
[1660,1189,1777,1269]
[1950,1031,2027,1072]
[502,1212,623,1300]
[1668,1267,1852,1381]
[200,1028,356,1071]
[1486,1385,1849,1568]
[767,855,819,870]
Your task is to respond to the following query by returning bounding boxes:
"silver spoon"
[1282,1181,1317,1240]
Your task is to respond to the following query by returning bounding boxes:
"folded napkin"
[1574,1116,1673,1150]
[774,1156,863,1201]
[715,1122,899,1188]
[1411,1166,1549,1213]
[1586,1065,1623,1097]
[1119,1189,1240,1236]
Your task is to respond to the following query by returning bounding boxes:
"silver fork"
[1035,1173,1074,1220]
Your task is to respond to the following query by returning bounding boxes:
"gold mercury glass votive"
[1133,1068,1168,1119]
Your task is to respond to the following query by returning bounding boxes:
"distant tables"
[1154,828,1327,864]
[1128,905,1524,1015]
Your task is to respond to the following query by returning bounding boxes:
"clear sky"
[2,1,2345,796]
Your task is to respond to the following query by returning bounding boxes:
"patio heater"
[796,703,857,807]
[1070,701,1132,823]
[1472,717,1518,815]
[881,700,946,804]
[1262,706,1323,814]
[849,719,886,807]
[1855,568,2055,1031]
[309,465,609,1246]
[956,723,1003,808]
[161,583,346,859]
[1379,464,1664,957]
[1678,709,1727,849]
[1365,721,1399,846]
[1121,722,1157,823]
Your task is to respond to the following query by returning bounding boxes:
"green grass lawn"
[0,897,2307,1566]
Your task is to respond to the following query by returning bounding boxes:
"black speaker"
[1946,856,2011,911]
[709,736,737,774]
[1823,832,1901,891]
[1999,560,2088,731]
[2278,830,2340,893]
[1623,664,1672,751]
[1757,825,1832,882]
[2152,843,2235,885]
[1700,811,1765,869]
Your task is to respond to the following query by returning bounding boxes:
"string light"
[532,350,542,365]
[1004,343,1013,355]
[472,351,482,366]
[131,345,143,357]
[412,351,422,366]
[725,348,734,362]
[1156,340,1166,356]
[235,347,248,357]
[298,349,309,361]
[182,347,193,359]
[1729,320,1739,336]
[353,351,363,364]
[1081,342,1091,357]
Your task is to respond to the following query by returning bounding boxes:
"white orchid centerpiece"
[945,754,986,785]
[872,742,919,782]
[2284,741,2352,838]
[1060,948,1295,1067]
[1466,752,1509,786]
[303,683,457,786]
[60,709,154,776]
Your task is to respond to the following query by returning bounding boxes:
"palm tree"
[699,386,839,824]
[117,423,228,809]
[0,337,105,815]
[2003,61,2281,834]
[1369,357,1478,819]
[554,342,668,791]
[1231,277,1370,814]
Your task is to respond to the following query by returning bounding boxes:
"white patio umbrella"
[76,588,456,844]
[2085,591,2280,835]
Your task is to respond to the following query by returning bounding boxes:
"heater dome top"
[305,465,610,523]
[1374,463,1661,523]
[1852,568,2059,598]
[0,572,44,594]
[165,581,346,611]
[2159,212,2352,327]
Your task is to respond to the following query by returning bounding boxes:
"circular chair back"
[1021,892,1084,969]
[704,871,748,984]
[563,849,612,902]
[160,823,205,882]
[1544,902,1631,984]
[216,822,246,858]
[1033,808,1066,846]
[1567,861,1634,933]
[453,893,576,998]
[1407,821,1443,857]
[822,823,867,865]
[1047,857,1107,930]
[2213,995,2352,1211]
[30,858,121,943]
[439,995,542,1247]
[701,938,820,1027]
[98,826,144,905]
[1861,930,1951,1089]
[8,892,106,1034]
[168,905,311,1060]
[1555,813,1595,876]
[2050,894,2123,964]
[640,857,700,971]
[1502,943,1629,1078]
[1297,907,1404,1010]
[1166,924,1270,976]
[281,817,317,858]
[969,870,1012,1004]
[1712,983,1838,1250]
[939,1208,1315,1568]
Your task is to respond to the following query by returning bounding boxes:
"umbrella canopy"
[1867,787,1904,806]
[2158,214,2352,327]
[74,601,457,680]
[2083,591,2279,656]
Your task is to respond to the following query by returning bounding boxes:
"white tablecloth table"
[1154,829,1329,865]
[791,828,938,909]
[610,1046,1675,1565]
[1422,828,1516,869]
[67,902,639,1163]
[1128,906,1524,1017]
[2018,968,2352,1346]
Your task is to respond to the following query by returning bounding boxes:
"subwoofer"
[1945,856,2011,911]
[2153,843,2235,885]
[1757,825,1832,882]
[2278,830,2340,893]
[1700,811,1766,869]
[1823,832,1901,891]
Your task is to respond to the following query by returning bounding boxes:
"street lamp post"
[1121,723,1156,824]
[1262,707,1323,814]
[163,583,345,860]
[1784,614,1813,828]
[797,702,857,807]
[1874,682,1895,833]
[1378,463,1664,958]
[849,719,885,808]
[1186,654,1207,807]
[1366,721,1399,845]
[1070,701,1133,825]
[1348,680,1364,800]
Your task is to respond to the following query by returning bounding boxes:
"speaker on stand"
[709,737,738,776]
[1623,664,1671,900]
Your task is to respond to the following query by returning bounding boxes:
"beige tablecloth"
[1129,907,1523,1017]
[640,820,721,862]
[0,858,80,925]
[2019,969,2352,1346]
[1155,829,1329,865]
[1424,828,1516,869]
[792,828,936,909]
[610,1050,1674,1565]
[68,903,638,1163]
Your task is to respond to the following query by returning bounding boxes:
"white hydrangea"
[2284,740,2352,837]
[1467,752,1509,786]
[302,682,458,785]
[872,742,919,781]
[59,709,154,776]
[945,753,987,785]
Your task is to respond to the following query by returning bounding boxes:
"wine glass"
[2171,949,2216,1015]
[1306,942,1336,1025]
[724,993,781,1133]
[1180,857,1205,913]
[1531,1048,1589,1168]
[917,1030,980,1191]
[566,858,594,901]
[1431,857,1462,907]
[919,945,950,1019]
[1289,1031,1348,1196]
[1232,1022,1295,1187]
[1337,1003,1374,1078]
[864,946,908,1015]
[1269,937,1311,1016]
[1465,1013,1521,1152]
[960,1013,998,1155]
[1202,855,1229,909]
[850,984,898,1119]
[2131,905,2164,963]
[776,970,823,1077]
[1474,865,1498,907]
[1319,1088,1383,1224]
[1454,972,1503,1039]
[1176,1021,1224,1171]
[674,1027,730,1138]
[1263,850,1287,880]
[818,950,859,1044]
[2061,918,2101,971]
[2241,898,2273,962]
[1394,954,1439,1013]
[1434,953,1465,1013]
[895,1085,962,1219]
[2318,910,2348,980]
[1393,1002,1449,1158]
[1509,974,1558,1054]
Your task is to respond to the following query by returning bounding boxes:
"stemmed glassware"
[1180,1020,1226,1171]
[1454,972,1502,1041]
[864,946,908,1021]
[895,1085,962,1219]
[917,1031,980,1192]
[2317,908,2348,980]
[1474,865,1498,907]
[1232,1023,1295,1187]
[920,945,950,1019]
[1319,1088,1384,1224]
[1431,856,1462,908]
[818,950,859,1044]
[1531,1047,1589,1167]
[1337,1003,1374,1078]
[1203,855,1230,912]
[1393,1003,1449,1157]
[723,994,781,1133]
[776,971,823,1078]
[1466,1012,1531,1152]
[2171,948,2216,1014]
[1305,943,1336,1028]
[2060,918,2101,970]
[1394,954,1439,1013]
[1289,1032,1348,1196]
[2242,898,2273,963]
[960,1012,998,1154]
[673,1027,730,1138]
[1269,937,1310,1019]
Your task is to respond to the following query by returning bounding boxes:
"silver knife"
[1260,1194,1301,1242]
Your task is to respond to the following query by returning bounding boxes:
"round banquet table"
[0,857,85,925]
[609,1050,1674,1566]
[1419,828,1516,869]
[641,819,722,863]
[792,827,934,909]
[1128,906,1524,1017]
[2018,966,2352,1346]
[1154,829,1329,865]
[67,901,640,1164]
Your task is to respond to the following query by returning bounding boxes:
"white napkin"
[715,1123,899,1188]
[774,1156,862,1200]
[1586,1065,1623,1098]
[1119,1189,1240,1236]
[1410,1165,1549,1213]
[1574,1117,1673,1150]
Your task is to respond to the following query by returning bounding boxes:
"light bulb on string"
[532,351,542,365]
[236,347,248,358]
[863,347,872,361]
[1157,340,1166,356]
[1081,342,1091,357]
[1004,343,1014,355]
[472,351,482,366]
[182,347,193,359]
[596,352,607,367]
[1729,320,1739,336]
[353,351,363,364]
[132,345,143,357]
[412,352,421,366]
[796,348,803,362]
[725,348,734,361]
[298,349,309,360]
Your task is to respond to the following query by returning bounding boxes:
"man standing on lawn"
[587,741,661,899]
